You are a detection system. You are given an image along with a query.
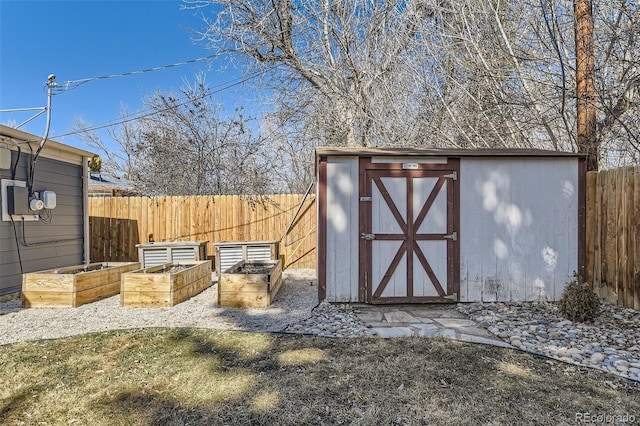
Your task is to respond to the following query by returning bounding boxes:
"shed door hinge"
[444,231,457,241]
[360,233,376,240]
[360,196,372,202]
[443,171,457,180]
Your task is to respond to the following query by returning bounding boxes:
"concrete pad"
[432,318,478,328]
[417,326,442,337]
[411,323,441,331]
[457,326,494,338]
[436,329,457,339]
[413,310,466,319]
[401,314,434,323]
[365,322,409,328]
[354,312,384,322]
[382,311,420,323]
[372,327,414,338]
[459,334,513,348]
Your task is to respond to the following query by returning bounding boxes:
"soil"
[152,265,191,274]
[231,263,276,275]
[59,264,110,274]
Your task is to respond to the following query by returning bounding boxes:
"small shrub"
[558,273,600,322]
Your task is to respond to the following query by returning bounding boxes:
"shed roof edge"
[315,147,586,158]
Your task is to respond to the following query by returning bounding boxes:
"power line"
[54,69,267,139]
[53,55,218,93]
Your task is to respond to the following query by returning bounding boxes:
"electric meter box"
[7,185,30,214]
[42,191,57,209]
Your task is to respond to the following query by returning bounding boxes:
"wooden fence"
[586,166,640,309]
[90,167,640,307]
[89,194,316,269]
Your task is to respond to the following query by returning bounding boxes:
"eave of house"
[0,125,96,165]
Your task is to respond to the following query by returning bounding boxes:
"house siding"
[0,152,85,296]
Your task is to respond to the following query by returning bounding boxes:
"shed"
[0,125,96,299]
[316,147,586,304]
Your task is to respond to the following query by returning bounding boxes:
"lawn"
[1,329,638,425]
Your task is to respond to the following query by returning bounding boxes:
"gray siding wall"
[459,157,579,302]
[0,151,85,296]
[324,156,360,302]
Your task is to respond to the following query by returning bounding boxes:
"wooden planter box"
[218,260,283,308]
[121,260,212,307]
[214,240,279,279]
[22,262,141,308]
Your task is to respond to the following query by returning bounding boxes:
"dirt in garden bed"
[58,264,111,274]
[231,263,276,275]
[153,265,192,274]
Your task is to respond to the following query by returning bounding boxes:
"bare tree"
[75,76,276,195]
[413,1,576,150]
[187,0,639,168]
[261,111,316,193]
[72,106,141,179]
[408,0,639,165]
[135,76,274,195]
[592,0,640,166]
[186,0,434,147]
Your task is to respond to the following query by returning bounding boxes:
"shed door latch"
[360,196,372,202]
[360,233,376,240]
[443,232,457,241]
[443,171,457,180]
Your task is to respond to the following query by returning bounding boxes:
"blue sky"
[0,0,254,152]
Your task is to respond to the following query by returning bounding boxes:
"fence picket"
[586,166,640,308]
[88,194,316,269]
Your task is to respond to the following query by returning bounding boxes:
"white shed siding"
[325,157,360,302]
[459,157,579,302]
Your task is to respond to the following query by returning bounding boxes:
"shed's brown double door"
[360,166,459,303]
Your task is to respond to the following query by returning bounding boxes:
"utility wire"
[38,69,268,140]
[5,55,268,142]
[53,55,218,93]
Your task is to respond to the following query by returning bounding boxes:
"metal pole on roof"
[33,75,57,159]
[28,74,57,196]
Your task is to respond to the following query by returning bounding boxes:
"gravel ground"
[0,269,318,346]
[6,268,640,383]
[459,301,640,381]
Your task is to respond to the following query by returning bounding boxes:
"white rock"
[614,360,630,368]
[615,364,630,373]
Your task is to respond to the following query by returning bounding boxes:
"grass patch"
[1,329,638,425]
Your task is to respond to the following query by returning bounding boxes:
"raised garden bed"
[121,260,212,307]
[218,260,282,308]
[22,262,141,308]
